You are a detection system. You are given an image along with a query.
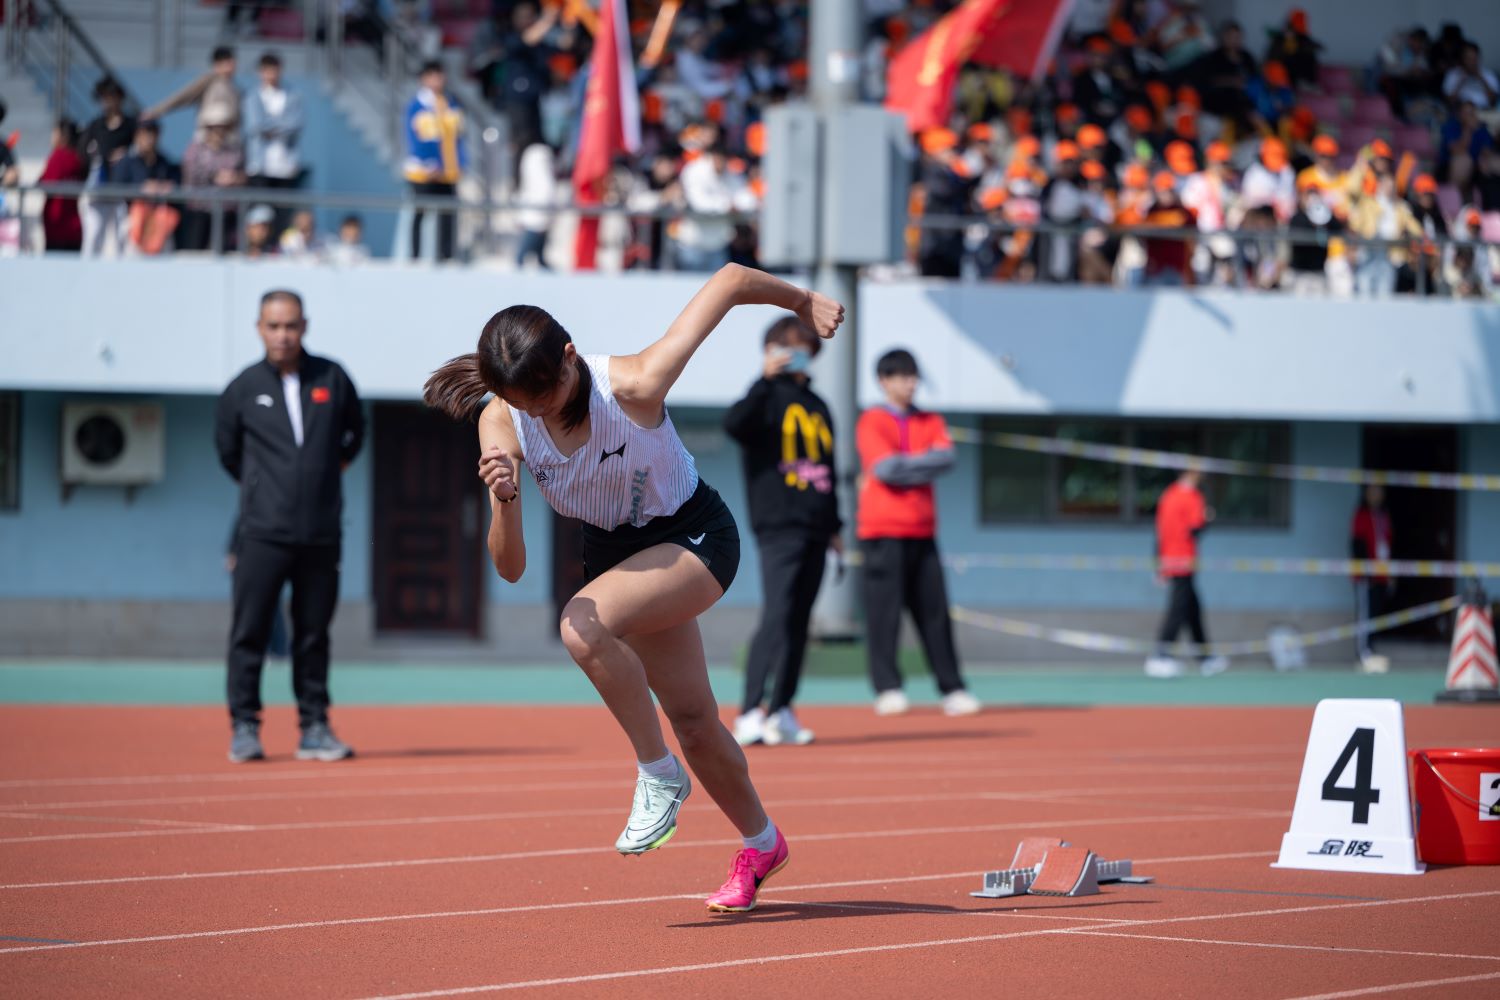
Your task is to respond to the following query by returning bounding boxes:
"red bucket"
[1409,749,1500,865]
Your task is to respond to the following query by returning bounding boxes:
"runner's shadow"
[667,896,1157,928]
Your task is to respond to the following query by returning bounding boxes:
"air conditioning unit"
[60,401,165,488]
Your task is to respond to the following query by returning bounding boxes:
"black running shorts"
[580,479,741,594]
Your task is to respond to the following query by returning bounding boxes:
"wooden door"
[372,403,483,635]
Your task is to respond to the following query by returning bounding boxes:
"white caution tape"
[942,552,1500,580]
[948,428,1500,492]
[950,595,1463,658]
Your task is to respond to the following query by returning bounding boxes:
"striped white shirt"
[510,354,699,530]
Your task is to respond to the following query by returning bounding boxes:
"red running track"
[0,704,1498,999]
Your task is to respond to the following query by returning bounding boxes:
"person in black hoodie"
[214,289,364,764]
[724,316,842,748]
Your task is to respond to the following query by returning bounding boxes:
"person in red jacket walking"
[1350,484,1394,672]
[856,349,980,717]
[1146,469,1229,678]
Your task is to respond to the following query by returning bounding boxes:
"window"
[0,393,17,511]
[979,417,1289,526]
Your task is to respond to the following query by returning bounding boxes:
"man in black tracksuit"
[724,316,841,747]
[214,289,364,763]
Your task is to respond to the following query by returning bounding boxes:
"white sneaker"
[874,690,910,716]
[1144,656,1185,679]
[763,707,815,746]
[1199,655,1230,677]
[614,763,691,855]
[941,690,982,716]
[733,708,766,747]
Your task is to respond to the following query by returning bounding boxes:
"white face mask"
[1305,199,1331,225]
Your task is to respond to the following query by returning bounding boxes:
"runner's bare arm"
[478,398,527,583]
[611,264,844,416]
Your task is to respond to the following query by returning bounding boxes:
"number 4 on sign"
[1274,699,1424,875]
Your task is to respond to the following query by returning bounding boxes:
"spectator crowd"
[4,0,1499,297]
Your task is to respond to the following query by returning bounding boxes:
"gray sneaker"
[296,721,354,762]
[228,721,265,763]
[615,763,691,855]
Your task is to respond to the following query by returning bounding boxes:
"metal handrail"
[1,179,757,259]
[8,0,143,121]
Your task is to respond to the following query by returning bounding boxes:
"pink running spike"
[705,829,790,913]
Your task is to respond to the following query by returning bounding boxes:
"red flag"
[572,0,641,270]
[886,0,1075,133]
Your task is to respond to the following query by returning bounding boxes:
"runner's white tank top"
[509,354,699,530]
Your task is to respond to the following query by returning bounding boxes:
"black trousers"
[742,531,828,714]
[228,537,341,727]
[862,537,966,695]
[410,180,457,261]
[1157,574,1208,657]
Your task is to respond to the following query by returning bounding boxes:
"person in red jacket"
[856,349,979,717]
[1350,484,1394,672]
[1146,469,1229,678]
[39,119,87,252]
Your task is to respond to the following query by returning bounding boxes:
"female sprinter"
[424,264,843,912]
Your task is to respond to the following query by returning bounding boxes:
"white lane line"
[0,801,1290,847]
[0,841,1289,955]
[1285,972,1500,999]
[0,812,253,832]
[1060,930,1500,964]
[0,743,1300,792]
[0,832,1273,891]
[2,777,1296,813]
[358,929,1067,998]
[348,891,1500,1000]
[0,761,1278,815]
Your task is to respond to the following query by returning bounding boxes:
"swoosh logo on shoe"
[688,534,705,546]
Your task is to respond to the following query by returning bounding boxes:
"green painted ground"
[0,659,1453,707]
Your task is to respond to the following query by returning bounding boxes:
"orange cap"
[1077,123,1107,149]
[1054,139,1080,161]
[1125,104,1153,131]
[966,122,994,143]
[1007,106,1033,138]
[1174,110,1198,139]
[1005,158,1034,180]
[1124,163,1149,188]
[745,121,765,158]
[1369,138,1393,159]
[1081,160,1106,181]
[1176,85,1201,110]
[1015,134,1042,159]
[1153,171,1177,192]
[1166,139,1196,162]
[979,187,1008,211]
[1206,141,1231,163]
[1312,134,1339,157]
[1145,80,1172,110]
[726,157,747,175]
[920,128,959,154]
[1413,173,1438,194]
[1264,61,1289,88]
[1288,8,1308,33]
[1055,103,1081,123]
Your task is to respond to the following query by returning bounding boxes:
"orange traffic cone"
[1437,582,1500,703]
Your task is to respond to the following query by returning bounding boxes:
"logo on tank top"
[532,466,553,486]
[599,442,626,464]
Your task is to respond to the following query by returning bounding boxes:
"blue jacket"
[242,85,305,178]
[404,88,468,183]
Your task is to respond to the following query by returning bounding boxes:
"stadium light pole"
[808,0,863,639]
